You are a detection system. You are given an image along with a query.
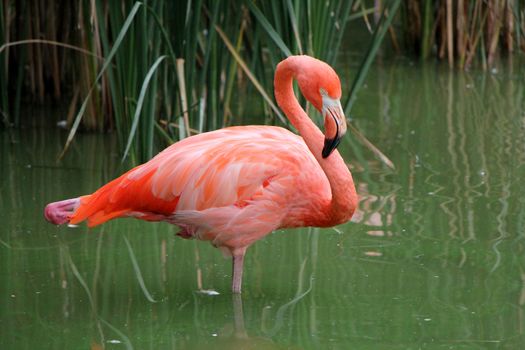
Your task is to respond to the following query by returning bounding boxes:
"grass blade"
[0,39,104,60]
[343,0,401,114]
[59,1,143,160]
[215,23,286,124]
[176,58,191,138]
[347,120,395,170]
[285,0,303,54]
[342,1,401,170]
[246,1,293,57]
[122,55,167,161]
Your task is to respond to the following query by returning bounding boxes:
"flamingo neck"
[274,59,357,226]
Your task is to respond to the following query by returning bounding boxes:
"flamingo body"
[69,126,334,249]
[45,55,358,293]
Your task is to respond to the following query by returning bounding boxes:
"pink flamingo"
[44,55,358,293]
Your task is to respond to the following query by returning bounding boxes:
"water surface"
[1,61,525,349]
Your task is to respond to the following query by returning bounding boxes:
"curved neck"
[274,60,357,225]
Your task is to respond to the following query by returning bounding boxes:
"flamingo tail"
[43,169,139,227]
[45,168,179,228]
[44,188,126,228]
[44,197,85,225]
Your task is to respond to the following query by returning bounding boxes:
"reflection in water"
[194,295,291,350]
[2,62,525,348]
[345,61,525,345]
[352,180,395,237]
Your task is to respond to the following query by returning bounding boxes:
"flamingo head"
[294,57,347,158]
[319,87,346,158]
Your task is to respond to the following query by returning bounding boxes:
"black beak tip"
[322,137,341,158]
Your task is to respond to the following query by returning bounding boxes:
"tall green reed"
[247,0,354,65]
[3,1,525,149]
[1,0,398,163]
[243,0,355,116]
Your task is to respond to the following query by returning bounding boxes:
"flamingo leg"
[232,294,248,337]
[232,248,247,293]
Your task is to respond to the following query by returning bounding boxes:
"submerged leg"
[231,247,247,293]
[232,293,247,338]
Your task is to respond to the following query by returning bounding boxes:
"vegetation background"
[1,0,524,162]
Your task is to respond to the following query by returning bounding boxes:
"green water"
[1,61,525,349]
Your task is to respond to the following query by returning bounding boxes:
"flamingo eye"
[319,88,328,97]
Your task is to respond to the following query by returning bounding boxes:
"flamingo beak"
[321,97,346,158]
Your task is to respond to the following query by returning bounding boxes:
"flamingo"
[44,55,358,293]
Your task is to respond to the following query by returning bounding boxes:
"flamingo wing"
[69,126,329,247]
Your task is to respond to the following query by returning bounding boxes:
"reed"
[8,1,501,163]
[246,0,354,65]
[2,1,387,161]
[400,0,525,70]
